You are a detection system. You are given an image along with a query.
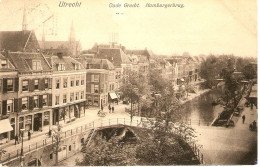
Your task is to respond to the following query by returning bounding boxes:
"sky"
[0,0,257,57]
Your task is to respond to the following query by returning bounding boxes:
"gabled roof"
[98,48,131,67]
[76,56,115,70]
[39,41,81,56]
[45,55,84,72]
[5,52,51,72]
[0,30,40,52]
[126,49,154,60]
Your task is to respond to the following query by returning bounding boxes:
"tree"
[76,135,138,166]
[52,125,63,165]
[120,71,150,118]
[243,64,257,80]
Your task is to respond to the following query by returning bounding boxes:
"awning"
[0,119,13,134]
[109,93,118,99]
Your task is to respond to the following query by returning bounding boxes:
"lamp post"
[20,128,25,166]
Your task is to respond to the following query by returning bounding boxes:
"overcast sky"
[0,0,257,57]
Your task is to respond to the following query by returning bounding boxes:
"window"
[94,96,99,106]
[44,79,49,89]
[19,117,24,130]
[56,79,60,89]
[81,75,85,85]
[7,99,13,113]
[58,64,65,71]
[22,80,29,91]
[25,115,32,131]
[75,63,81,70]
[70,93,74,102]
[94,75,99,82]
[63,94,67,103]
[80,91,84,99]
[63,78,68,88]
[94,85,99,93]
[55,95,59,105]
[32,60,42,70]
[70,77,74,87]
[87,96,92,105]
[75,92,79,100]
[1,60,7,68]
[22,97,28,110]
[34,96,39,108]
[69,145,72,151]
[44,111,50,126]
[34,79,39,90]
[76,76,80,86]
[43,95,47,107]
[7,79,13,92]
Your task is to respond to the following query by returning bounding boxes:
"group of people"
[15,130,31,145]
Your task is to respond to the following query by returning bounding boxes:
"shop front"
[54,100,86,125]
[0,119,13,144]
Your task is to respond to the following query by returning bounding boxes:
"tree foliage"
[76,136,138,166]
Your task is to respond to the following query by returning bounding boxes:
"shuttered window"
[34,96,39,108]
[43,95,47,107]
[22,97,28,111]
[70,93,74,102]
[7,79,14,92]
[7,99,13,113]
[22,80,29,92]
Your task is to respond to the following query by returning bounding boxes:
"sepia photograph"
[0,0,257,166]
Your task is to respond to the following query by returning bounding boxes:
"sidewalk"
[0,102,131,155]
[195,105,257,165]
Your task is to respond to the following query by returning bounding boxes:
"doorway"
[34,113,42,131]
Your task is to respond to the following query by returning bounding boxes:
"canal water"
[179,90,224,125]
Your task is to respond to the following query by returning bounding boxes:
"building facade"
[46,55,86,125]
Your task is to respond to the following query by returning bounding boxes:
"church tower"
[69,20,76,56]
[22,1,28,31]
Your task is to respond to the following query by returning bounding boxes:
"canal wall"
[2,128,92,166]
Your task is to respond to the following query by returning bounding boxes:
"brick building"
[3,52,52,139]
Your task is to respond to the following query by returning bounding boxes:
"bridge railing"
[1,117,203,164]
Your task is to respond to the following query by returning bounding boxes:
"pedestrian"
[242,115,246,124]
[48,129,52,138]
[15,135,19,145]
[108,104,111,113]
[112,106,114,113]
[28,130,31,140]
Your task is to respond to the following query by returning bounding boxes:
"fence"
[1,117,204,164]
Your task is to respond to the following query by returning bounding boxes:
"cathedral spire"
[69,20,75,43]
[22,0,28,31]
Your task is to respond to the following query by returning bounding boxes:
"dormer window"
[32,60,42,70]
[1,60,7,68]
[75,63,81,70]
[58,64,65,71]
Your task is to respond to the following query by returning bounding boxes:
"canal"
[180,89,224,125]
[59,89,224,165]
